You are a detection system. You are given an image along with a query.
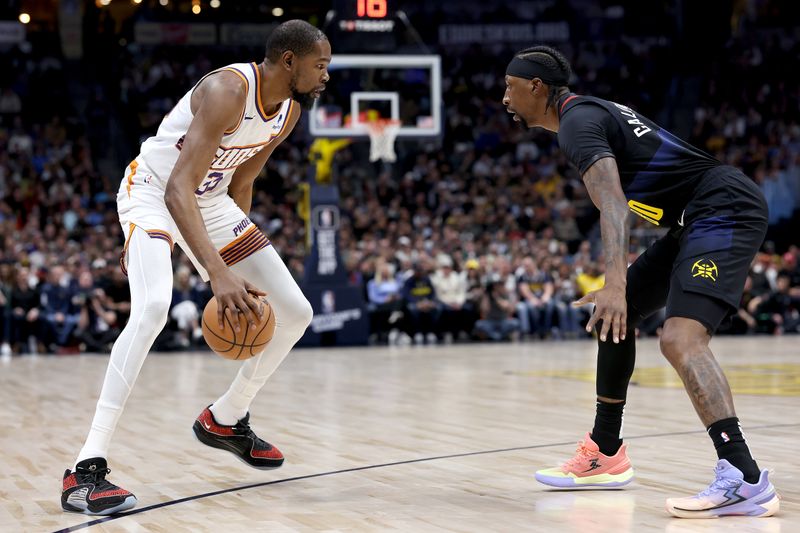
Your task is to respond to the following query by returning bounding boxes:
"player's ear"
[281,51,295,70]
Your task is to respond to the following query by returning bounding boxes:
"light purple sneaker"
[666,460,780,518]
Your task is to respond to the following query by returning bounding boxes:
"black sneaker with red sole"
[61,457,137,515]
[192,406,284,469]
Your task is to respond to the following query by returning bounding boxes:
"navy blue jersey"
[557,94,720,227]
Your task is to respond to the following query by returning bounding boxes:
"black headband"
[506,56,569,86]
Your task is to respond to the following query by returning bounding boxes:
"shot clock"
[328,0,398,51]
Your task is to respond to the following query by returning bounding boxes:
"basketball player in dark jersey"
[503,46,779,518]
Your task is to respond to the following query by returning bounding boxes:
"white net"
[366,120,401,163]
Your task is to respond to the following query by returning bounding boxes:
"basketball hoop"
[365,119,401,163]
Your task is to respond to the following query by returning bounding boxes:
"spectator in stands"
[552,204,583,250]
[780,250,800,295]
[574,262,605,331]
[751,272,800,335]
[431,254,468,342]
[40,265,79,350]
[7,266,41,354]
[395,235,415,266]
[553,261,582,338]
[516,258,556,339]
[366,258,403,344]
[169,266,204,348]
[475,281,520,342]
[401,259,441,344]
[96,261,132,326]
[73,270,119,353]
[491,257,518,301]
[576,262,605,298]
[463,259,485,336]
[749,252,777,297]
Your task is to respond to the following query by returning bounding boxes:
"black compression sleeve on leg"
[596,324,636,400]
[594,295,653,401]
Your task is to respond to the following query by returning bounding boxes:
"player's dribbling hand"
[573,284,627,343]
[209,268,266,333]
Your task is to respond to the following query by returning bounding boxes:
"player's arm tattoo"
[582,157,629,285]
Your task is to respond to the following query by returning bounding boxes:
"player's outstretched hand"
[209,268,266,333]
[573,284,627,343]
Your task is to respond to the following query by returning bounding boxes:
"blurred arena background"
[1,0,799,356]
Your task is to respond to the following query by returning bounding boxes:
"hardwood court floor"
[1,336,797,532]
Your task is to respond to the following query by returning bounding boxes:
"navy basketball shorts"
[625,167,768,334]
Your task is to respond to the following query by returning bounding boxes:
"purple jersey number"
[195,172,224,196]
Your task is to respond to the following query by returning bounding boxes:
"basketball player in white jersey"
[60,20,331,515]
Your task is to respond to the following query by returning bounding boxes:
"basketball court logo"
[691,259,718,281]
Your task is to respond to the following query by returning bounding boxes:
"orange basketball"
[201,296,275,360]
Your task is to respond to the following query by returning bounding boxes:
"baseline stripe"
[51,422,800,533]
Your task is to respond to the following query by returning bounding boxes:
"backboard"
[310,54,442,138]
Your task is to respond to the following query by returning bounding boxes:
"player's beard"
[290,76,317,110]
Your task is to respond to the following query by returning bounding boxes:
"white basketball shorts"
[117,158,270,281]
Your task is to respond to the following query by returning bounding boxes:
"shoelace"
[78,466,116,490]
[562,440,596,470]
[235,420,270,448]
[697,466,741,498]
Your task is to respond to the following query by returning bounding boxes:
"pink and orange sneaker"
[535,432,634,488]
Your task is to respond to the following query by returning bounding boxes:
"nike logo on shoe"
[203,421,212,430]
[678,209,685,227]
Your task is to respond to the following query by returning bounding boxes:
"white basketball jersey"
[137,62,294,207]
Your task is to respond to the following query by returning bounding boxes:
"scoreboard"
[336,0,391,21]
[329,0,399,51]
